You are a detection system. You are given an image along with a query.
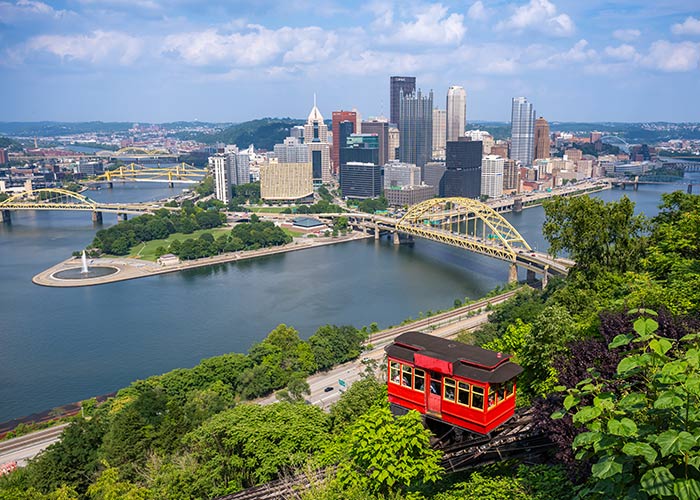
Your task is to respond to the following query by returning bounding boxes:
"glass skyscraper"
[510,97,535,166]
[399,89,433,169]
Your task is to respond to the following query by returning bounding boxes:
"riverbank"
[32,231,372,287]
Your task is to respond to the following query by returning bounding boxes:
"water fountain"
[51,251,119,281]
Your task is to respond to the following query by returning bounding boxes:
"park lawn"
[248,206,293,213]
[282,227,305,238]
[129,228,231,261]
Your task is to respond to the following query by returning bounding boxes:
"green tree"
[553,311,700,499]
[86,463,149,500]
[336,406,443,496]
[328,377,385,432]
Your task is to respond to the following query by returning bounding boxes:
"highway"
[0,289,520,467]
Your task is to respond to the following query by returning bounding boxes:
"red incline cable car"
[386,331,523,435]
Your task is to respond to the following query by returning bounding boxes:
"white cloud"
[479,58,517,74]
[382,4,466,45]
[24,30,143,65]
[613,29,641,42]
[497,0,574,37]
[0,0,71,22]
[535,39,596,67]
[671,17,700,36]
[162,25,338,67]
[643,40,700,72]
[604,44,639,61]
[467,1,489,21]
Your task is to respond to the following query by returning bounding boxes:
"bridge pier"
[107,182,113,189]
[168,182,174,188]
[393,231,400,246]
[542,266,549,288]
[1,209,10,224]
[508,264,518,284]
[526,269,537,284]
[117,213,128,222]
[513,198,523,213]
[374,223,379,240]
[633,182,638,191]
[688,184,693,195]
[92,211,103,224]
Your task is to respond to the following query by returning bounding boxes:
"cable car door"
[427,373,442,414]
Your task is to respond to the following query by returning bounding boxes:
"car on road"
[324,386,334,393]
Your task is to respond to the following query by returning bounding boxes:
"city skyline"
[1,0,699,122]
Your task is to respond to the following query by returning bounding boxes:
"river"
[0,177,697,422]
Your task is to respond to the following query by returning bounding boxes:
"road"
[0,424,68,467]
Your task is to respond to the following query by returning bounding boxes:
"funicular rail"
[217,409,552,500]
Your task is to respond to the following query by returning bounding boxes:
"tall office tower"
[440,139,482,198]
[534,117,550,160]
[210,154,230,203]
[510,97,536,166]
[304,98,331,184]
[235,151,250,185]
[290,126,305,140]
[383,161,422,188]
[274,137,309,163]
[481,155,504,199]
[388,125,400,161]
[432,109,446,159]
[424,161,446,196]
[446,86,466,142]
[503,159,519,191]
[0,148,7,165]
[361,119,389,166]
[341,134,380,166]
[390,76,416,125]
[260,159,314,203]
[399,89,433,168]
[337,121,355,168]
[332,110,357,173]
[340,162,382,199]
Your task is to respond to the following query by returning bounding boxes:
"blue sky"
[1,0,699,123]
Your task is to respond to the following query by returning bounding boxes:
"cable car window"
[430,378,441,395]
[488,387,496,409]
[414,368,425,392]
[390,361,400,384]
[471,386,484,410]
[505,379,515,398]
[457,382,470,406]
[402,365,413,387]
[443,378,456,402]
[496,384,506,404]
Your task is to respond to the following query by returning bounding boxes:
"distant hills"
[200,118,305,150]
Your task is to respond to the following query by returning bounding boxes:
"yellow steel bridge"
[89,162,208,185]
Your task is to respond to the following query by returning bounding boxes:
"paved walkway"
[33,233,372,288]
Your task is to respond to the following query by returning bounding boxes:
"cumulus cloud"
[24,30,143,65]
[604,44,639,61]
[497,0,574,37]
[613,29,641,42]
[643,40,700,72]
[0,0,71,22]
[162,25,338,67]
[671,17,700,36]
[381,3,466,45]
[535,39,596,67]
[467,1,489,21]
[478,58,517,74]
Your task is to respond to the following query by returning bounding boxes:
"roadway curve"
[0,424,68,467]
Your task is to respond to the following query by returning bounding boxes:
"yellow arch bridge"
[344,197,573,284]
[89,162,208,186]
[0,188,165,224]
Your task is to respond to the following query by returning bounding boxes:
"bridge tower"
[1,209,10,224]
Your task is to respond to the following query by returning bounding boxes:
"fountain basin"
[52,266,119,280]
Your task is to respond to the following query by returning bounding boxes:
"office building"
[385,184,434,206]
[340,162,382,199]
[209,149,250,203]
[304,98,331,184]
[390,76,416,125]
[290,126,305,141]
[491,143,509,158]
[332,110,358,173]
[362,119,390,167]
[260,159,313,202]
[432,109,446,160]
[388,125,399,161]
[465,130,494,155]
[446,86,466,142]
[564,148,583,163]
[534,117,550,160]
[440,139,482,198]
[424,162,446,196]
[481,155,504,199]
[341,134,380,166]
[383,161,421,188]
[399,89,433,168]
[503,159,519,191]
[210,154,230,203]
[274,137,309,164]
[0,149,7,165]
[510,97,535,166]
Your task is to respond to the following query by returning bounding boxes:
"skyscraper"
[332,110,357,173]
[362,119,389,167]
[304,98,331,185]
[440,139,482,198]
[337,120,356,168]
[510,97,535,166]
[432,108,446,160]
[399,89,433,169]
[481,155,504,199]
[534,117,550,160]
[390,76,416,125]
[446,86,466,142]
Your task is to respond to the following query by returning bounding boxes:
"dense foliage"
[89,206,224,255]
[204,118,304,151]
[281,199,344,214]
[352,196,388,214]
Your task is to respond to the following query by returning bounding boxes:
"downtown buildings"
[446,86,466,142]
[510,97,536,166]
